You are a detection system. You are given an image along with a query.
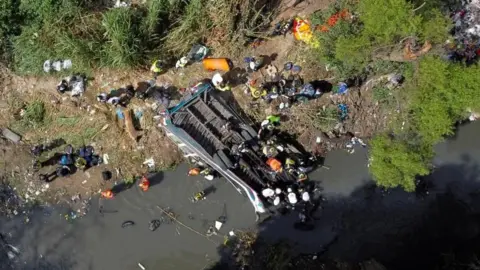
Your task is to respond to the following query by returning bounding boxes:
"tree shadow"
[206,155,480,269]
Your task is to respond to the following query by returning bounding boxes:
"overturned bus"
[160,81,313,217]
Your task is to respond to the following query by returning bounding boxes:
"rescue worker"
[139,176,150,192]
[75,157,87,171]
[261,187,275,198]
[101,189,114,199]
[284,158,308,182]
[217,81,231,91]
[150,60,164,79]
[244,56,264,72]
[246,79,267,99]
[287,188,298,205]
[211,73,231,91]
[175,56,189,70]
[192,191,206,202]
[266,157,283,173]
[257,115,280,139]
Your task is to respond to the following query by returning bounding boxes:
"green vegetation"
[369,57,480,190]
[22,101,46,128]
[1,0,276,74]
[311,0,480,191]
[311,0,449,80]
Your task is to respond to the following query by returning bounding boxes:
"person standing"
[150,60,164,80]
[139,176,150,192]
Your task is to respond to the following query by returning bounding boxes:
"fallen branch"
[413,2,426,12]
[156,205,219,245]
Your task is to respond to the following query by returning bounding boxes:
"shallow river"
[2,122,480,270]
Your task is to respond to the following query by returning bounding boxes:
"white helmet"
[273,196,280,205]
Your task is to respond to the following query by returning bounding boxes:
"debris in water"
[122,220,135,228]
[149,220,161,231]
[138,263,146,270]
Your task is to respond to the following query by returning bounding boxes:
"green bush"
[369,134,431,191]
[311,0,450,80]
[359,0,421,44]
[23,101,46,128]
[101,8,142,68]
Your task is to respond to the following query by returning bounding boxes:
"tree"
[369,134,431,191]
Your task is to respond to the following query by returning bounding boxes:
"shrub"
[101,8,142,68]
[369,134,431,191]
[311,0,450,80]
[23,101,46,128]
[0,0,23,62]
[358,0,421,44]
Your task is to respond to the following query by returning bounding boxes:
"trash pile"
[447,0,480,64]
[56,74,87,97]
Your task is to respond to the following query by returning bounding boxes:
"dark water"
[2,122,480,269]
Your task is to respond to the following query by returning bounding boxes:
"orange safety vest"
[101,190,114,199]
[266,158,282,172]
[139,177,150,192]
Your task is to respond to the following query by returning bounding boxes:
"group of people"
[245,60,323,111]
[36,144,102,182]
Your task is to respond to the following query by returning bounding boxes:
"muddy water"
[2,122,480,269]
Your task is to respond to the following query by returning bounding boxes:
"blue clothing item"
[59,155,73,166]
[85,155,93,166]
[299,84,315,97]
[337,82,348,95]
[78,147,87,158]
[244,57,254,63]
[85,146,94,157]
[116,108,124,119]
[338,104,349,121]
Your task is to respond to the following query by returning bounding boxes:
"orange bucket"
[202,58,231,71]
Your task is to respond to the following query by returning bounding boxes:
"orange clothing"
[139,177,150,192]
[101,190,114,199]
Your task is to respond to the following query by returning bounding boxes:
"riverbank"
[2,122,480,269]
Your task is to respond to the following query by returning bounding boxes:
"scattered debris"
[121,220,135,228]
[1,128,21,143]
[143,158,155,169]
[43,59,72,73]
[149,219,161,231]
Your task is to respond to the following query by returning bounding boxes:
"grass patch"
[372,86,392,103]
[22,101,46,128]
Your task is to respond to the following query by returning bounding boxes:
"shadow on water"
[0,203,96,270]
[207,154,480,270]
